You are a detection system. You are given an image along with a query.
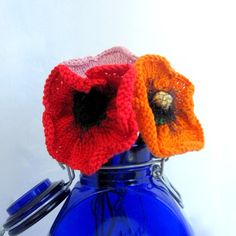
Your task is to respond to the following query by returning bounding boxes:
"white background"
[0,0,236,235]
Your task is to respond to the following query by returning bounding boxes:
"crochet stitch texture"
[42,46,205,174]
[43,47,138,175]
[133,55,204,158]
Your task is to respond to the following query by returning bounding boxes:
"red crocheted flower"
[43,63,138,175]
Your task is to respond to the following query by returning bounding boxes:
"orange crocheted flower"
[133,55,204,158]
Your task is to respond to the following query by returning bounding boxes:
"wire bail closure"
[58,162,75,189]
[99,156,184,209]
[0,163,75,236]
[152,158,184,208]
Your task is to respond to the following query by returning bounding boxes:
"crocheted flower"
[42,48,138,175]
[133,55,204,158]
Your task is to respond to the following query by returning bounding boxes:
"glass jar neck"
[80,145,153,187]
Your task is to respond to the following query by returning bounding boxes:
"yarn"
[72,87,114,130]
[42,47,138,175]
[42,47,205,173]
[62,46,137,77]
[133,55,204,158]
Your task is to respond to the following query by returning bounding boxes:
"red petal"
[43,63,138,175]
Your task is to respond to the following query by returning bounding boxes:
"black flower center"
[148,91,176,125]
[73,87,113,130]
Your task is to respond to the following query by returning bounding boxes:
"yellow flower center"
[152,91,173,110]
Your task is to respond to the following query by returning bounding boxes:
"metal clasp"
[0,163,76,236]
[58,162,75,189]
[152,159,184,208]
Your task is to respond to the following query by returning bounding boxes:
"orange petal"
[133,54,204,158]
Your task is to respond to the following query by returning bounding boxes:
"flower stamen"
[152,91,173,110]
[149,91,175,125]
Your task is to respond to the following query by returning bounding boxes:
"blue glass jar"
[49,145,194,236]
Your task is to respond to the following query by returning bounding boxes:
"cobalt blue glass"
[49,145,194,236]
